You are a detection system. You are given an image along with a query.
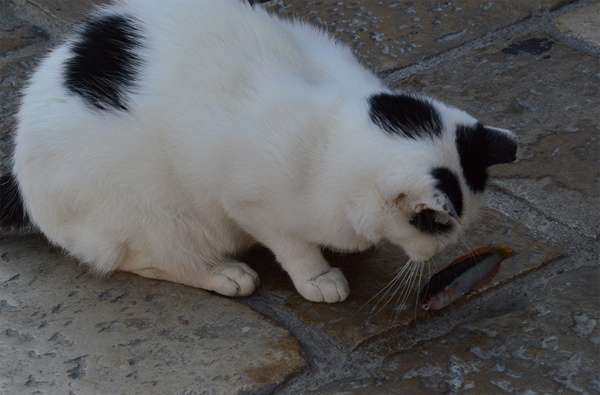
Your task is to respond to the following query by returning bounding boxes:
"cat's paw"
[297,268,349,303]
[208,262,259,297]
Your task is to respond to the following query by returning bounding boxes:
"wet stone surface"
[0,235,307,394]
[390,35,600,239]
[266,0,576,72]
[245,208,564,350]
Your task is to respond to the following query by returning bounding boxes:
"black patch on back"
[368,93,442,140]
[0,172,29,228]
[431,167,463,218]
[456,124,518,192]
[64,14,144,111]
[410,209,454,235]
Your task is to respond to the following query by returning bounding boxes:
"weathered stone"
[0,235,306,394]
[246,208,563,349]
[309,266,599,394]
[266,0,575,72]
[0,55,41,172]
[9,0,101,31]
[390,35,600,238]
[0,2,49,56]
[555,2,600,46]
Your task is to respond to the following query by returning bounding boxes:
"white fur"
[14,0,490,302]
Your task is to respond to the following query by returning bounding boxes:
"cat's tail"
[0,171,31,229]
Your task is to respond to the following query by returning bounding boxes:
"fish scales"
[420,245,514,311]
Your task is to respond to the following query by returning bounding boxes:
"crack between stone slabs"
[238,292,387,395]
[20,0,71,25]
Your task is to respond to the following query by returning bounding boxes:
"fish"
[420,245,514,311]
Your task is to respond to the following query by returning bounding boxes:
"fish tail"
[491,245,515,259]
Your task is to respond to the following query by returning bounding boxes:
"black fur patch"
[64,14,143,111]
[0,173,29,228]
[456,124,518,192]
[431,167,463,218]
[410,209,454,235]
[368,93,442,140]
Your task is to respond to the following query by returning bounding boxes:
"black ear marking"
[64,14,144,111]
[368,93,443,140]
[480,126,518,167]
[456,124,518,192]
[431,167,463,218]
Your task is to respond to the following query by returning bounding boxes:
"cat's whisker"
[371,259,417,318]
[368,257,422,320]
[354,262,407,319]
[413,259,427,323]
[458,237,477,255]
[389,259,421,325]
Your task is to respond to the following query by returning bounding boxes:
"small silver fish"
[420,245,514,311]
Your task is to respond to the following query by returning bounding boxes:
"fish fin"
[471,262,501,291]
[446,247,491,268]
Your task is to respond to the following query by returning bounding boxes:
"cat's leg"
[120,251,259,297]
[257,235,349,303]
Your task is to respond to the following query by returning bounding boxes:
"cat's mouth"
[409,209,455,235]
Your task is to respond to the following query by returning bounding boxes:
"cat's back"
[20,0,359,125]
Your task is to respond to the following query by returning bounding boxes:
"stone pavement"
[0,0,598,393]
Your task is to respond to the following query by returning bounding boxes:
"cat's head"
[352,92,517,261]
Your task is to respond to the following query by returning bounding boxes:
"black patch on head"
[368,93,443,140]
[456,124,518,192]
[410,209,454,235]
[0,172,30,229]
[431,167,463,218]
[64,14,144,111]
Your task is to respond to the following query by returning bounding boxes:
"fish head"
[421,290,453,311]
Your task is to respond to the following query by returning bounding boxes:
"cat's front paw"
[297,268,349,303]
[208,261,259,297]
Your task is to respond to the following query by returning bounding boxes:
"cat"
[0,0,517,303]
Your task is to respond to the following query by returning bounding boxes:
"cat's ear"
[480,126,518,167]
[413,189,461,222]
[456,124,518,168]
[397,188,460,222]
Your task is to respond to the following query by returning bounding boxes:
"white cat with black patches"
[0,0,517,303]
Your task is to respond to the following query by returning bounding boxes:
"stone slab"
[9,0,103,35]
[309,265,600,394]
[245,208,564,349]
[555,2,600,46]
[0,2,50,56]
[266,0,575,72]
[0,235,306,394]
[389,35,600,239]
